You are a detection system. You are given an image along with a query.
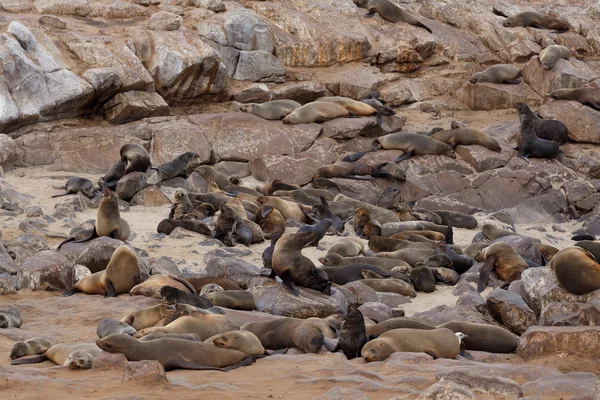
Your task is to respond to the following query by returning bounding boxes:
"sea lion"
[272,232,332,295]
[516,107,561,161]
[438,321,518,353]
[515,102,568,145]
[435,242,474,274]
[373,133,456,162]
[239,100,302,120]
[11,343,101,369]
[428,266,460,285]
[121,143,150,174]
[99,160,126,189]
[121,304,177,331]
[138,332,202,342]
[368,236,436,253]
[296,219,332,247]
[315,96,378,118]
[282,102,350,124]
[130,274,196,299]
[96,334,252,371]
[539,45,570,70]
[170,189,215,221]
[262,234,281,271]
[362,328,460,361]
[502,12,569,32]
[0,306,22,328]
[372,162,407,182]
[477,243,528,292]
[57,187,130,248]
[97,319,137,338]
[550,246,600,295]
[319,264,408,285]
[392,230,446,241]
[327,237,364,257]
[242,318,327,354]
[311,178,341,192]
[68,245,141,297]
[431,128,501,152]
[366,317,436,336]
[51,177,96,198]
[338,304,367,360]
[200,284,224,294]
[536,243,559,262]
[157,218,212,236]
[410,266,436,293]
[215,203,252,247]
[255,205,285,239]
[354,207,379,238]
[481,224,517,241]
[257,196,309,223]
[361,98,396,116]
[464,242,490,259]
[390,203,428,222]
[359,277,416,297]
[202,291,255,311]
[159,286,213,309]
[134,310,241,341]
[318,253,411,272]
[206,330,265,356]
[469,64,521,84]
[186,277,243,292]
[376,248,436,267]
[573,240,600,262]
[147,152,200,185]
[548,88,600,111]
[352,0,432,33]
[10,337,53,360]
[313,162,374,181]
[390,232,436,243]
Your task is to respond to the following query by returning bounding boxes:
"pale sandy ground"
[0,108,591,399]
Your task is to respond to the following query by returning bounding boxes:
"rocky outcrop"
[15,250,75,291]
[455,82,542,111]
[540,99,600,144]
[519,326,600,359]
[521,56,597,98]
[486,288,537,335]
[103,91,169,124]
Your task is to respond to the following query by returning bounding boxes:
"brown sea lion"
[257,196,309,223]
[130,274,196,299]
[67,245,141,297]
[159,286,213,309]
[272,232,332,295]
[206,330,265,356]
[373,133,456,162]
[96,334,253,371]
[327,237,364,257]
[255,205,286,239]
[319,264,408,285]
[51,177,96,198]
[239,100,302,120]
[359,277,416,297]
[98,143,150,188]
[157,218,212,236]
[481,224,517,241]
[170,189,215,221]
[439,321,518,353]
[431,128,501,152]
[134,310,240,341]
[319,253,411,271]
[313,162,374,181]
[282,102,350,124]
[376,248,436,267]
[186,277,244,292]
[315,96,378,117]
[362,328,460,361]
[311,178,341,193]
[469,64,521,84]
[392,230,446,241]
[464,242,490,260]
[214,203,252,247]
[410,266,436,293]
[352,0,432,33]
[516,103,562,161]
[477,243,528,292]
[242,318,329,354]
[354,207,380,238]
[536,243,559,262]
[57,187,130,248]
[10,337,53,360]
[338,304,367,360]
[539,45,570,70]
[366,317,436,336]
[548,88,600,111]
[121,304,177,331]
[550,246,600,295]
[202,291,255,311]
[503,12,569,32]
[11,343,101,369]
[97,319,137,338]
[432,210,478,230]
[390,203,429,222]
[514,102,568,145]
[146,152,200,185]
[368,236,436,252]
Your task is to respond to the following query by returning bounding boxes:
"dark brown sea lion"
[515,102,568,145]
[157,219,212,236]
[502,12,569,32]
[51,177,96,198]
[318,253,411,271]
[159,286,213,309]
[431,128,501,151]
[319,264,409,285]
[202,291,255,311]
[477,243,528,292]
[516,105,561,161]
[373,133,455,162]
[548,88,600,111]
[469,64,521,84]
[410,266,436,293]
[338,304,367,360]
[242,318,329,353]
[313,162,374,181]
[352,0,432,33]
[147,152,200,185]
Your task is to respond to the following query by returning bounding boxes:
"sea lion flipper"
[342,175,374,180]
[62,288,77,297]
[375,112,382,127]
[222,356,255,371]
[162,359,227,372]
[519,155,531,164]
[394,151,413,163]
[323,337,338,352]
[588,102,600,111]
[417,22,432,33]
[104,280,117,298]
[504,78,521,84]
[477,255,496,293]
[363,10,376,18]
[11,354,48,365]
[424,350,440,360]
[51,192,71,198]
[342,152,366,162]
[282,281,300,296]
[458,350,475,361]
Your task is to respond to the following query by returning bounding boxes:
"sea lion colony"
[1,0,600,397]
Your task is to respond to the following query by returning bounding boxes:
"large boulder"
[539,301,600,327]
[521,56,597,98]
[454,142,515,173]
[454,82,542,111]
[486,288,537,335]
[71,237,127,273]
[233,51,285,83]
[540,99,600,144]
[103,91,169,125]
[491,235,543,265]
[518,326,600,360]
[16,250,75,291]
[412,305,497,326]
[204,257,260,286]
[0,135,22,170]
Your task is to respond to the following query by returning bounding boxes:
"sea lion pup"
[536,243,559,262]
[313,161,374,180]
[51,177,96,198]
[359,276,417,297]
[361,98,396,116]
[551,246,600,295]
[201,284,224,294]
[10,338,53,360]
[410,266,436,293]
[282,102,350,124]
[255,205,285,239]
[97,334,253,371]
[11,343,102,369]
[548,88,600,111]
[134,309,241,340]
[257,196,309,223]
[121,304,177,331]
[305,196,344,234]
[272,232,332,295]
[352,0,432,33]
[206,331,265,356]
[97,319,137,338]
[502,11,569,32]
[130,274,196,299]
[435,242,474,274]
[311,178,341,193]
[469,64,521,84]
[390,203,428,222]
[372,133,456,162]
[66,245,141,297]
[516,109,561,161]
[202,291,255,311]
[239,100,301,120]
[362,328,460,361]
[57,187,130,248]
[159,286,213,309]
[354,207,378,238]
[99,159,125,189]
[0,306,23,328]
[338,304,367,360]
[327,237,364,257]
[476,243,528,293]
[297,219,332,248]
[438,321,518,353]
[431,128,501,152]
[214,203,251,247]
[515,102,568,145]
[319,264,409,285]
[428,266,460,285]
[185,277,243,292]
[120,143,150,174]
[242,318,331,353]
[431,210,478,229]
[171,189,215,221]
[539,45,570,70]
[146,151,200,185]
[157,219,212,236]
[481,224,518,241]
[319,253,411,271]
[464,242,490,259]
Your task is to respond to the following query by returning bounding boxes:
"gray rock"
[146,11,182,31]
[116,172,149,202]
[520,267,556,316]
[438,370,522,397]
[103,91,169,125]
[16,250,75,291]
[233,51,285,83]
[518,326,600,360]
[539,301,600,327]
[0,135,22,171]
[486,288,537,335]
[122,360,169,386]
[205,257,260,286]
[521,372,600,399]
[318,387,369,400]
[418,381,475,400]
[82,68,122,103]
[149,256,180,276]
[5,233,49,265]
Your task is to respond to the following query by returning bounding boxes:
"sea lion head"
[9,342,29,360]
[469,72,483,84]
[66,350,94,370]
[81,180,95,198]
[213,334,230,348]
[547,89,567,99]
[174,189,188,202]
[502,16,517,27]
[96,333,134,354]
[229,175,242,185]
[371,139,382,152]
[282,113,298,124]
[352,0,366,7]
[318,253,343,266]
[0,314,9,328]
[361,338,394,362]
[200,283,224,294]
[444,146,456,159]
[238,104,255,113]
